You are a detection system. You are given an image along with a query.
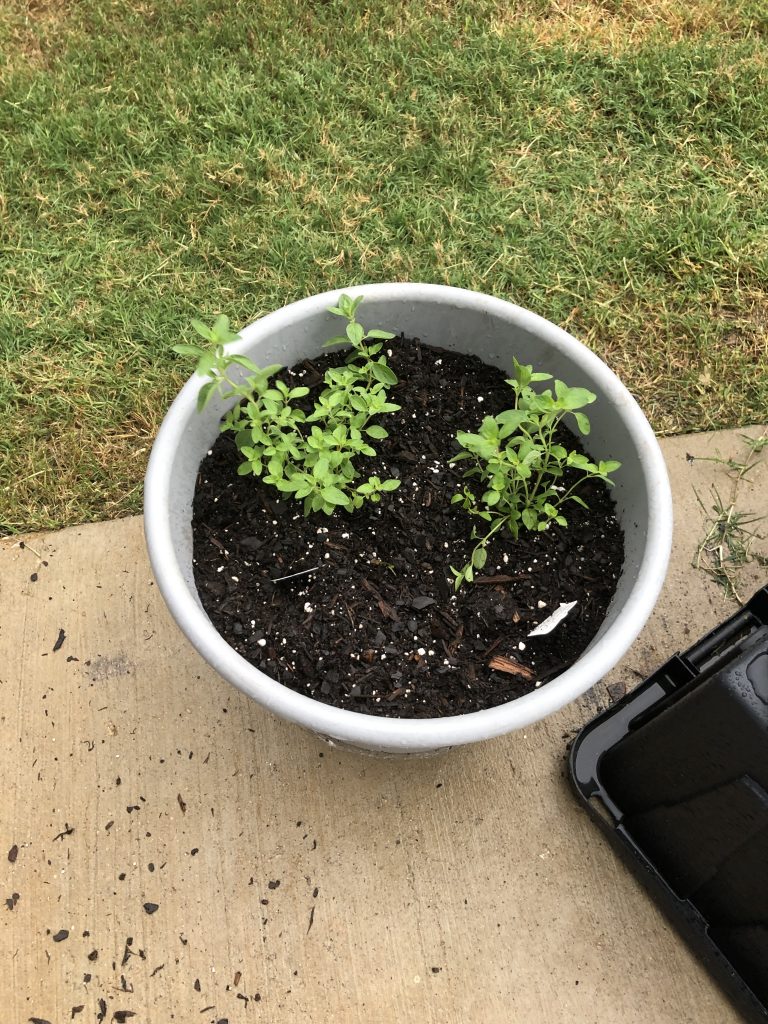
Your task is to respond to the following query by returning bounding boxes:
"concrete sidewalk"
[2,426,766,1024]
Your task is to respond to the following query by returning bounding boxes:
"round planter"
[144,283,672,755]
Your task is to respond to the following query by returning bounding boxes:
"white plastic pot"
[145,284,672,754]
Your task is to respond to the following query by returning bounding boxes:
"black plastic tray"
[570,585,768,1023]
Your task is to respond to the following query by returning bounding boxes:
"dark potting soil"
[191,337,625,719]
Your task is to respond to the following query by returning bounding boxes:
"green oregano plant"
[177,306,620,586]
[449,356,621,589]
[173,296,401,516]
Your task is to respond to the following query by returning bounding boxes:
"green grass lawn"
[1,0,767,534]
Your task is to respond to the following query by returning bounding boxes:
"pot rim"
[145,283,672,752]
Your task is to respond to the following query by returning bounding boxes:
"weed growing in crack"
[691,432,767,603]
